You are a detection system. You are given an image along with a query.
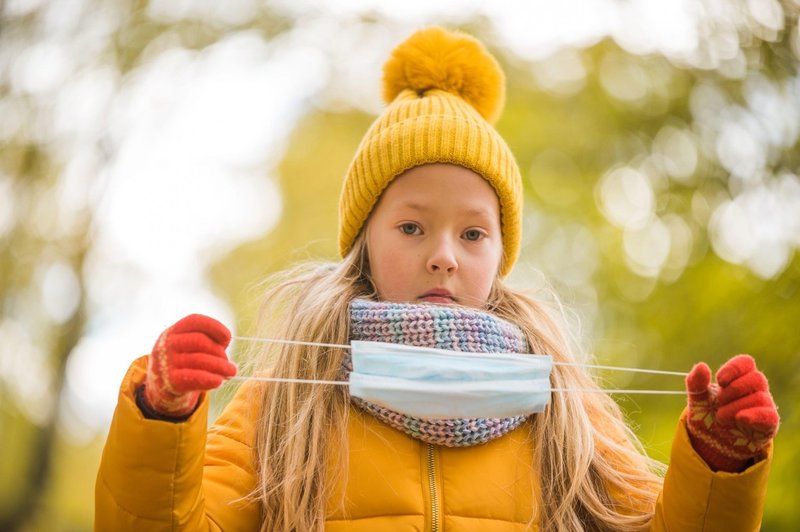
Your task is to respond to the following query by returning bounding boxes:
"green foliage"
[21,435,104,532]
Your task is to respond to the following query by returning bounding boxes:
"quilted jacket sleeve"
[651,411,772,531]
[95,356,261,531]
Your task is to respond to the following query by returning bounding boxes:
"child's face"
[366,163,503,308]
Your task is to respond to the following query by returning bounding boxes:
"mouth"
[419,289,456,304]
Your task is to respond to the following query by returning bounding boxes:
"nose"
[426,237,458,274]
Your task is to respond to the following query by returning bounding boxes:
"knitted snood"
[343,298,533,447]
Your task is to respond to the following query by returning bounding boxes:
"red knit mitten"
[685,354,779,472]
[141,314,237,418]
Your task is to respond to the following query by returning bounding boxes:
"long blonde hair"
[246,232,664,531]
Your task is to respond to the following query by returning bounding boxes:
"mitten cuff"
[685,422,751,472]
[682,409,771,473]
[135,385,196,423]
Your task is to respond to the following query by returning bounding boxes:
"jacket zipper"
[427,443,440,532]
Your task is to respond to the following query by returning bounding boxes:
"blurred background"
[1,0,798,529]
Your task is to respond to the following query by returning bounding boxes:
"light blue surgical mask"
[348,340,553,419]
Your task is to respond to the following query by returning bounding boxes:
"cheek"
[470,242,503,274]
[368,239,415,293]
[467,244,502,289]
[472,262,498,292]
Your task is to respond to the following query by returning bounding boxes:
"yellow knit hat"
[338,26,523,276]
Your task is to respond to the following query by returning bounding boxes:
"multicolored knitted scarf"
[342,298,532,447]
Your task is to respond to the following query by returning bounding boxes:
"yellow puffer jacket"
[96,357,772,531]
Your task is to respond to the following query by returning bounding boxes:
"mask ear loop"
[226,375,691,395]
[226,336,699,395]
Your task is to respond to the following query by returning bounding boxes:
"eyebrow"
[397,201,428,211]
[399,201,496,218]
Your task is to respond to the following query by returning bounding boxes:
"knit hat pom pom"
[382,26,505,124]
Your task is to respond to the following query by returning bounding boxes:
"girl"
[96,27,779,531]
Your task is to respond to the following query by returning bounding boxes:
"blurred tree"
[0,145,90,529]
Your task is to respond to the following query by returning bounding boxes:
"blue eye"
[463,229,484,241]
[400,223,420,235]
